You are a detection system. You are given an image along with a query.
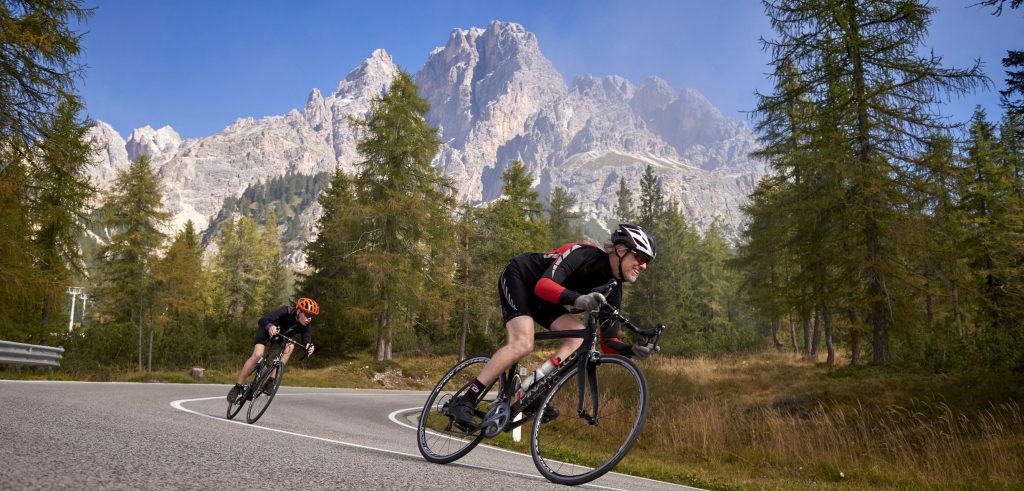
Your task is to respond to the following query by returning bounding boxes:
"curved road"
[1,380,701,490]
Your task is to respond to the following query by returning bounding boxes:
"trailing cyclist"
[448,224,660,429]
[227,297,318,403]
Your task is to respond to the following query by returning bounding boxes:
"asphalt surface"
[0,380,703,490]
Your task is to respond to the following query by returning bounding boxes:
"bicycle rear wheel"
[226,388,246,420]
[417,355,501,464]
[246,362,284,424]
[531,355,648,485]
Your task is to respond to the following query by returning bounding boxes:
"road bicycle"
[226,333,309,424]
[416,280,665,485]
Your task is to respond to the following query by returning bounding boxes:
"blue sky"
[76,1,1021,140]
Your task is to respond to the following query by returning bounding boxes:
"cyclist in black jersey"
[449,224,659,428]
[227,297,319,403]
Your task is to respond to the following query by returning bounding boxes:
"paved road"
[0,380,702,490]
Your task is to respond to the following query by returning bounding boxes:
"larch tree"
[351,70,456,361]
[95,155,169,371]
[756,0,987,364]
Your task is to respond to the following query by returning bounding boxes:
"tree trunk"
[810,309,821,361]
[137,310,144,372]
[824,307,835,367]
[952,281,964,337]
[802,315,812,359]
[376,309,388,361]
[771,319,785,352]
[850,328,860,366]
[459,233,471,361]
[789,312,798,353]
[843,0,889,364]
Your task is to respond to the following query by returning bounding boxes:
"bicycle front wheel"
[246,362,284,424]
[417,355,499,464]
[531,355,648,485]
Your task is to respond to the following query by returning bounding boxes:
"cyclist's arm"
[534,244,592,305]
[598,319,634,356]
[258,305,290,333]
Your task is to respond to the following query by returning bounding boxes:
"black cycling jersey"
[498,242,636,357]
[254,305,312,346]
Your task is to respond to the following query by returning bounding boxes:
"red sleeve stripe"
[600,337,622,355]
[534,277,565,304]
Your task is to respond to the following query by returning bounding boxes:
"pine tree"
[0,155,45,342]
[957,108,1024,370]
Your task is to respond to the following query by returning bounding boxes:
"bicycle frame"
[488,285,664,435]
[235,334,308,403]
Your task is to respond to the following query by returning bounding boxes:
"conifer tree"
[95,155,169,371]
[547,186,583,247]
[756,0,987,364]
[302,168,374,353]
[151,221,206,367]
[351,71,456,360]
[0,0,91,169]
[29,99,95,333]
[636,165,665,229]
[612,176,635,227]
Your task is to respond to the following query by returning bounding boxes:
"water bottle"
[520,356,561,391]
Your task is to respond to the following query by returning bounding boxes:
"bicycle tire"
[417,355,500,464]
[531,354,648,485]
[246,362,284,424]
[226,359,264,420]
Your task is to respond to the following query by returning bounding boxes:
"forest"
[0,1,1020,376]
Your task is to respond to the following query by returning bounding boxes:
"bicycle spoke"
[531,355,648,485]
[246,362,283,424]
[417,356,497,463]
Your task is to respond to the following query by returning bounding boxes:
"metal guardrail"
[0,340,65,374]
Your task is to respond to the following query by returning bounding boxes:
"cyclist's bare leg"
[475,315,536,386]
[550,313,585,362]
[236,344,267,385]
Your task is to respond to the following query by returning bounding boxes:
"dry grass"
[628,352,1024,490]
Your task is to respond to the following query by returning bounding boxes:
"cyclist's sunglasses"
[631,250,653,265]
[299,310,316,319]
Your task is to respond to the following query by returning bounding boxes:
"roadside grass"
[4,350,1022,490]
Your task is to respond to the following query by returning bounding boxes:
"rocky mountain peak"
[126,125,181,165]
[631,76,677,115]
[86,21,765,266]
[333,48,398,100]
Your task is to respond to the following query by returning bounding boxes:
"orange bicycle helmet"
[295,297,320,316]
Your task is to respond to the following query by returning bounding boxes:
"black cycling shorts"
[498,264,569,328]
[253,327,275,346]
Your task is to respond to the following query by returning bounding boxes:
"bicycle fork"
[577,353,601,425]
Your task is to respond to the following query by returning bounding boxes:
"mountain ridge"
[85,20,765,266]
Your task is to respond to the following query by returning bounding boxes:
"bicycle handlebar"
[270,333,313,361]
[564,279,668,350]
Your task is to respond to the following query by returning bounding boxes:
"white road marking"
[171,394,629,490]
